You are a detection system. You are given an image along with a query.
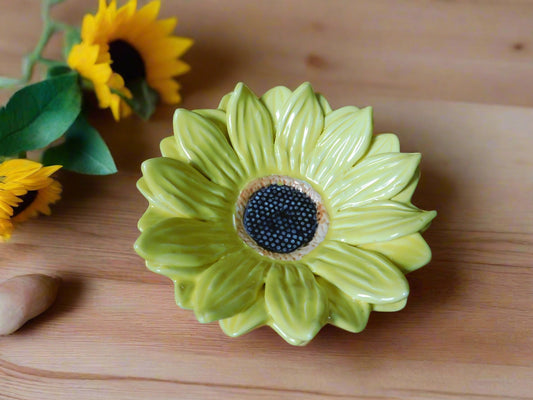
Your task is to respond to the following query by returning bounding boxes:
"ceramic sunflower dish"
[134,82,436,346]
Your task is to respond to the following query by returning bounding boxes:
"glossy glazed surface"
[134,83,436,345]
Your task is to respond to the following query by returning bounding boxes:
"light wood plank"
[1,98,532,399]
[0,1,532,399]
[1,1,533,106]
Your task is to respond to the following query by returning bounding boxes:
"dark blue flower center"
[243,184,318,254]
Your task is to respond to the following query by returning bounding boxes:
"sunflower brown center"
[12,190,38,217]
[108,39,146,84]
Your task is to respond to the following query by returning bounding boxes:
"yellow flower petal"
[360,233,432,273]
[150,79,181,104]
[114,0,136,25]
[316,93,332,115]
[260,85,292,125]
[219,294,270,337]
[0,219,14,241]
[0,200,15,216]
[156,18,177,35]
[373,298,408,312]
[306,106,372,189]
[136,0,160,24]
[265,264,327,343]
[136,177,157,204]
[109,95,122,121]
[173,277,197,309]
[81,14,97,42]
[218,91,233,111]
[329,153,421,209]
[193,109,229,139]
[173,109,244,190]
[275,82,324,175]
[134,218,239,267]
[393,168,421,203]
[227,83,275,176]
[147,59,190,79]
[194,249,269,323]
[142,157,230,220]
[20,165,62,191]
[142,37,193,60]
[332,200,437,245]
[0,184,27,198]
[159,136,184,160]
[365,133,400,157]
[306,241,409,304]
[146,262,206,310]
[124,4,161,40]
[137,205,172,232]
[317,277,370,332]
[0,159,41,181]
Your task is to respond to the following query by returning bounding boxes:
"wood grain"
[1,1,532,399]
[2,0,533,107]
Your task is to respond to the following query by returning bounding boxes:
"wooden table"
[1,1,532,399]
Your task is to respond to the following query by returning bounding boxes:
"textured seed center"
[243,184,318,254]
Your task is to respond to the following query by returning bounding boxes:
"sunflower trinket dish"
[134,82,436,346]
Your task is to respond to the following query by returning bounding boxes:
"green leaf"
[119,78,159,120]
[47,64,72,78]
[0,73,81,156]
[42,115,117,175]
[62,27,81,60]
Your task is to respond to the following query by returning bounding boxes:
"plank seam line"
[0,358,362,399]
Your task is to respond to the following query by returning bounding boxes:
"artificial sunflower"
[134,82,437,345]
[68,0,193,120]
[0,159,62,241]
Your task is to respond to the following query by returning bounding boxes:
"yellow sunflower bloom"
[68,42,132,120]
[134,83,437,345]
[68,0,193,120]
[0,159,62,241]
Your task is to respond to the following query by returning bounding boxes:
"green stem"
[38,57,66,67]
[0,0,73,89]
[19,0,56,83]
[52,21,74,32]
